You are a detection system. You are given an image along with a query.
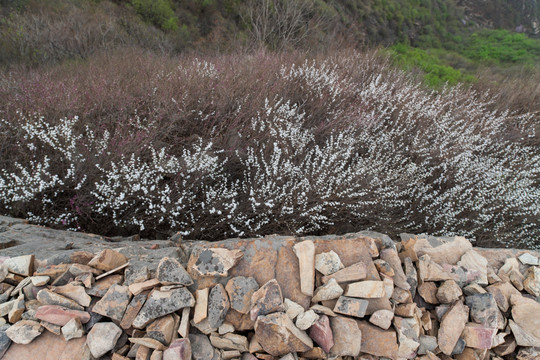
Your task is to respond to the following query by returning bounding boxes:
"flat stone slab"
[3,331,87,360]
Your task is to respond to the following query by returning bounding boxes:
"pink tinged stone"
[462,323,497,349]
[163,338,192,360]
[34,305,90,326]
[308,315,334,353]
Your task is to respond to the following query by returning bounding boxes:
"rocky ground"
[0,216,539,359]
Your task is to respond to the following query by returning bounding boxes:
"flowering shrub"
[0,51,538,248]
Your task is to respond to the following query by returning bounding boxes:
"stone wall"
[0,216,539,359]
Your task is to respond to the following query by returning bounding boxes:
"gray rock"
[0,324,12,358]
[225,276,259,314]
[86,322,122,358]
[91,284,131,321]
[133,288,195,328]
[207,284,230,329]
[5,320,43,344]
[465,293,504,329]
[61,317,84,340]
[189,334,218,360]
[157,257,193,286]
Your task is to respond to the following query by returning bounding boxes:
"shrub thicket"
[0,50,538,248]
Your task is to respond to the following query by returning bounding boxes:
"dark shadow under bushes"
[0,49,538,248]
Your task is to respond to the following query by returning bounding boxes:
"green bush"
[130,0,178,32]
[462,29,540,65]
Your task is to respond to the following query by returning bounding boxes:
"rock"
[135,345,151,360]
[295,310,319,330]
[92,284,131,321]
[2,329,87,359]
[223,309,254,332]
[345,280,386,298]
[69,264,102,277]
[53,283,92,307]
[418,282,439,304]
[87,274,123,297]
[6,320,43,344]
[193,288,208,324]
[299,347,326,359]
[41,321,61,335]
[133,288,195,329]
[8,295,25,323]
[356,320,398,358]
[191,248,243,277]
[209,333,248,352]
[293,240,315,296]
[88,249,128,271]
[206,284,230,329]
[418,335,438,355]
[129,279,160,296]
[61,317,84,341]
[413,235,472,265]
[120,292,148,330]
[493,334,517,356]
[369,309,393,330]
[87,322,122,358]
[463,283,487,295]
[418,255,453,282]
[4,255,34,276]
[284,298,304,320]
[523,266,540,297]
[465,293,504,329]
[310,304,336,317]
[30,276,50,286]
[380,247,410,291]
[508,320,540,347]
[486,281,521,312]
[218,322,234,335]
[457,250,488,285]
[510,295,540,346]
[0,325,11,358]
[394,316,421,343]
[254,312,313,356]
[436,280,462,304]
[34,305,90,326]
[250,279,284,320]
[311,278,343,303]
[157,257,193,286]
[129,337,166,350]
[461,323,497,349]
[177,307,190,338]
[308,315,333,353]
[326,316,361,357]
[163,338,191,360]
[225,276,259,314]
[437,300,469,355]
[147,315,175,346]
[374,259,395,277]
[403,257,418,297]
[333,296,368,318]
[37,289,85,311]
[124,265,149,286]
[518,253,539,266]
[321,262,367,284]
[315,251,344,276]
[75,273,94,289]
[517,347,540,360]
[189,334,216,360]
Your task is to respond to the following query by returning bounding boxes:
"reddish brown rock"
[308,315,333,353]
[418,282,440,304]
[380,246,410,291]
[120,292,148,330]
[193,288,208,324]
[128,279,160,296]
[486,282,521,312]
[438,300,469,355]
[52,283,92,307]
[254,312,313,356]
[412,235,472,265]
[461,323,497,349]
[510,294,540,346]
[328,316,361,357]
[147,315,176,346]
[321,262,367,284]
[88,249,128,272]
[436,280,462,304]
[356,320,398,359]
[34,305,90,326]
